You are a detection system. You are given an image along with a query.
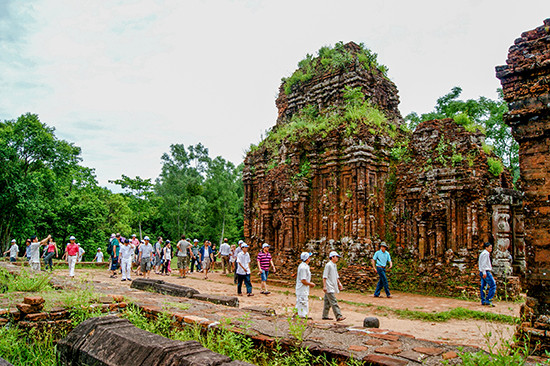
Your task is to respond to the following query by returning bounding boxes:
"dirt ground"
[57,264,521,351]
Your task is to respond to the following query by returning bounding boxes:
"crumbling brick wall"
[496,18,550,353]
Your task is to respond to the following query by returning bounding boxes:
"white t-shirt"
[95,251,104,262]
[29,242,41,263]
[119,244,134,261]
[323,260,340,294]
[9,244,18,258]
[296,262,311,296]
[164,247,172,261]
[236,251,251,275]
[219,243,231,256]
[140,243,153,259]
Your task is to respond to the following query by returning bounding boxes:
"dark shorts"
[9,257,16,263]
[110,257,119,270]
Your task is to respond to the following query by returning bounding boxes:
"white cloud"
[1,0,549,186]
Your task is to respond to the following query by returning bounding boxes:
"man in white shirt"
[322,251,345,321]
[236,244,253,296]
[218,238,231,274]
[479,242,496,307]
[295,252,315,318]
[4,239,18,262]
[29,234,51,271]
[118,239,134,282]
[94,248,104,262]
[139,236,154,279]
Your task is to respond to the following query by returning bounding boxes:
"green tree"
[405,87,519,182]
[109,175,153,240]
[0,113,81,250]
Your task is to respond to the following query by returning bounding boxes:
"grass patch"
[0,268,52,293]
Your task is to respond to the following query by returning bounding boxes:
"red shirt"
[66,243,79,256]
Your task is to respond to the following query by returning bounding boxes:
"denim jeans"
[44,251,55,271]
[374,267,391,297]
[237,273,252,294]
[480,271,496,304]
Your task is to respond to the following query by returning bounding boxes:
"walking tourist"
[162,240,172,275]
[295,252,315,318]
[479,242,496,307]
[65,236,79,278]
[234,241,244,284]
[43,237,58,271]
[25,239,31,262]
[257,243,276,295]
[110,234,121,278]
[322,251,345,321]
[200,240,214,279]
[218,238,231,274]
[176,236,191,278]
[94,248,104,262]
[134,240,143,275]
[139,236,153,279]
[236,243,253,296]
[29,234,50,271]
[4,239,18,262]
[190,239,200,273]
[119,239,133,282]
[154,237,163,274]
[229,244,237,273]
[77,244,85,262]
[372,242,392,298]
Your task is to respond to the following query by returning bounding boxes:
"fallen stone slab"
[130,278,199,298]
[130,278,164,292]
[57,315,254,366]
[193,293,239,307]
[0,357,14,366]
[241,306,276,316]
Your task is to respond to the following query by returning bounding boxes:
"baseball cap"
[132,234,136,237]
[380,242,388,248]
[166,240,171,243]
[97,248,101,250]
[69,236,76,240]
[11,239,16,243]
[194,239,199,242]
[262,243,270,248]
[300,252,312,261]
[241,243,249,248]
[328,251,341,258]
[144,236,150,241]
[238,240,244,245]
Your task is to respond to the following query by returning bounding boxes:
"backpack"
[107,238,115,256]
[135,244,140,256]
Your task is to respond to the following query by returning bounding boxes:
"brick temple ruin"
[497,19,550,354]
[243,41,525,297]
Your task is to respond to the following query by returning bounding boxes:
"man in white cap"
[322,251,345,321]
[3,239,19,262]
[371,242,392,298]
[295,252,315,318]
[65,236,79,277]
[257,243,276,295]
[29,234,51,271]
[218,238,231,274]
[139,236,153,279]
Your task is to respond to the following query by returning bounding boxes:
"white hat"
[144,236,150,241]
[132,234,136,237]
[329,251,341,258]
[300,252,312,261]
[262,243,270,248]
[111,233,116,238]
[194,239,199,242]
[238,240,244,245]
[69,236,76,240]
[11,239,16,243]
[241,243,249,248]
[97,248,101,250]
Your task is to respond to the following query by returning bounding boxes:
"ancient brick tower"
[496,19,550,353]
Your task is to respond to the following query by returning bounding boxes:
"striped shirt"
[257,251,272,271]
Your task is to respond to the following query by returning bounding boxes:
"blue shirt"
[373,250,391,267]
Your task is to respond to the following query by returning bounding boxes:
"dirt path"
[59,265,521,351]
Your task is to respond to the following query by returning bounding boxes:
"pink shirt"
[66,243,79,256]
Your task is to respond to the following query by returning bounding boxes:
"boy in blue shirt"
[372,242,392,298]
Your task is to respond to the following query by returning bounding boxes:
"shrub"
[487,157,504,177]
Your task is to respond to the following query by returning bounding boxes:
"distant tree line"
[0,113,243,260]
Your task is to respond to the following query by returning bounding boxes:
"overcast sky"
[1,0,548,189]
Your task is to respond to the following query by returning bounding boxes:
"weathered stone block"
[57,315,254,366]
[16,303,44,314]
[192,293,239,307]
[23,296,45,306]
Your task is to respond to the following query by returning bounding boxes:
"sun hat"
[300,252,312,261]
[380,242,388,248]
[328,251,341,258]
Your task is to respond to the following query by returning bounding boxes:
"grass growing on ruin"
[122,304,363,366]
[0,268,52,293]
